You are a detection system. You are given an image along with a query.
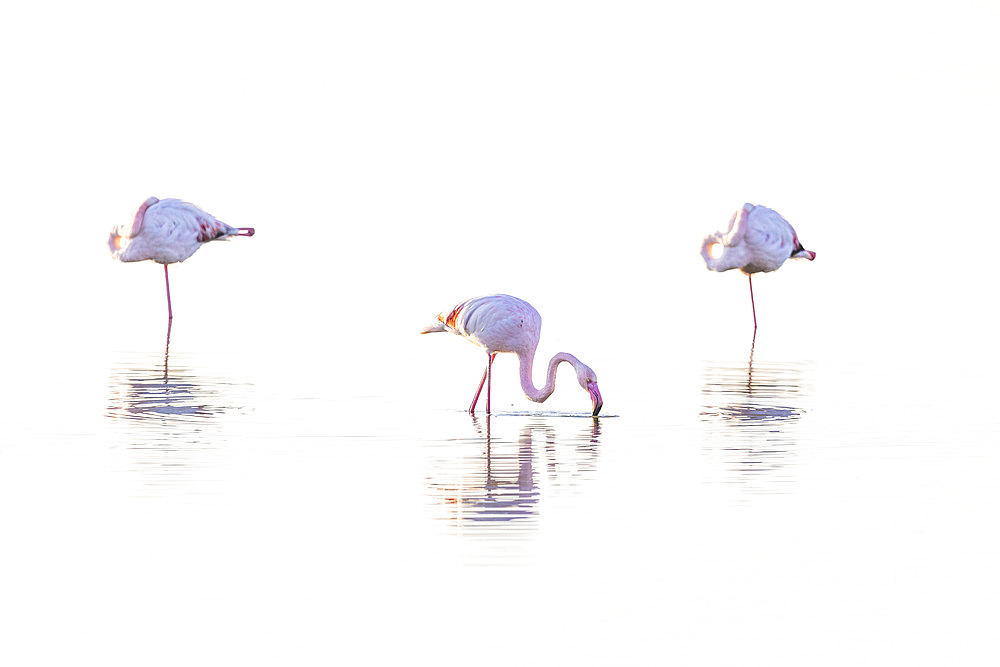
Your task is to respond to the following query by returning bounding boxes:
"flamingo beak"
[588,382,603,417]
[793,248,816,261]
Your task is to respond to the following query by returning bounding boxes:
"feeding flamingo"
[421,294,603,417]
[108,197,255,319]
[701,203,815,329]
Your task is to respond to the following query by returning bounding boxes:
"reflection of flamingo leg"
[164,318,173,382]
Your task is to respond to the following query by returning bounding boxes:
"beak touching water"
[588,382,603,417]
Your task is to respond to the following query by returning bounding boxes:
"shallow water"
[700,355,809,494]
[3,307,997,665]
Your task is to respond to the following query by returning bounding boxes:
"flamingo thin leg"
[164,264,174,320]
[470,367,487,414]
[748,273,757,330]
[486,353,494,415]
[469,353,496,414]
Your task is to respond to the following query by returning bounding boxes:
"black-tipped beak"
[791,244,816,261]
[589,382,603,417]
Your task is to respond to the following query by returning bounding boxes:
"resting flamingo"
[701,203,815,329]
[108,197,255,319]
[421,294,603,416]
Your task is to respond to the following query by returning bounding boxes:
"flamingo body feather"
[701,203,815,329]
[421,294,602,416]
[701,203,815,275]
[108,197,255,319]
[109,197,253,265]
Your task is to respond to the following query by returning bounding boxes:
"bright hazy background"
[1,3,999,664]
[3,1,998,378]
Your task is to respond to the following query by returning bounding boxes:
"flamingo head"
[574,363,603,417]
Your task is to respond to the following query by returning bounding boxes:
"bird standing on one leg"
[701,203,815,329]
[109,197,255,320]
[421,294,603,417]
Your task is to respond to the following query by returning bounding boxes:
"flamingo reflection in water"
[106,321,251,492]
[106,321,229,422]
[700,337,809,494]
[427,416,601,549]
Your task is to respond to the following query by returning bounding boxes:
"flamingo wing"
[123,196,160,238]
[724,204,752,246]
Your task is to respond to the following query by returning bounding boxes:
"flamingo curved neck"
[516,350,582,403]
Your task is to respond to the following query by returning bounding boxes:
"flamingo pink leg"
[748,273,757,330]
[164,264,174,320]
[469,353,496,414]
[486,353,494,415]
[469,367,486,414]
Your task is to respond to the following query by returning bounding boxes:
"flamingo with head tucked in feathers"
[108,197,255,319]
[701,203,815,329]
[421,294,603,417]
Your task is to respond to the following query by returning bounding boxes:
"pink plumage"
[701,203,815,329]
[109,197,255,319]
[421,294,603,416]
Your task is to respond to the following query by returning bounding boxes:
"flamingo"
[421,294,603,417]
[701,203,815,329]
[108,197,255,319]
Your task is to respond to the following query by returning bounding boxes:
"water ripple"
[700,338,811,495]
[424,414,602,562]
[104,324,252,494]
